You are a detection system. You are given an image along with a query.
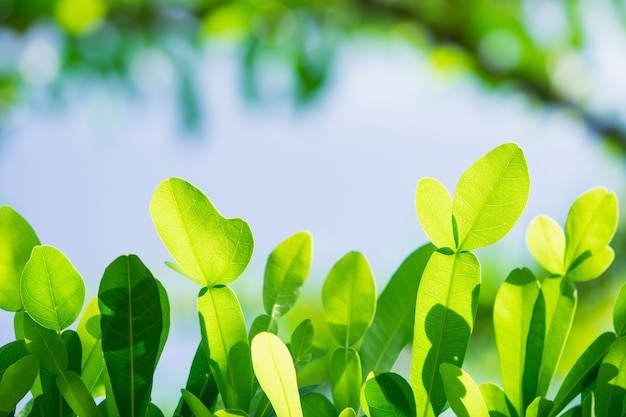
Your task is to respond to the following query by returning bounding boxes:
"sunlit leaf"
[411,251,480,417]
[198,285,252,410]
[174,342,219,417]
[360,244,435,376]
[263,231,312,318]
[76,297,104,396]
[99,254,163,417]
[0,355,39,416]
[594,337,626,417]
[478,383,513,417]
[150,177,254,286]
[56,370,102,417]
[252,332,302,417]
[23,313,67,375]
[564,188,618,269]
[567,246,614,282]
[526,215,565,276]
[363,372,415,417]
[330,347,362,412]
[301,392,337,417]
[337,408,355,417]
[550,332,615,416]
[21,245,85,332]
[452,143,530,251]
[322,252,376,347]
[0,206,40,312]
[439,363,489,417]
[416,178,455,249]
[493,267,541,414]
[525,397,553,417]
[614,283,626,337]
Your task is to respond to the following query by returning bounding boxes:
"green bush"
[0,143,624,417]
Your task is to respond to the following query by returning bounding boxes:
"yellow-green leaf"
[439,363,489,417]
[526,215,565,276]
[416,178,455,249]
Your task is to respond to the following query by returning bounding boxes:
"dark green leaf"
[363,372,416,417]
[182,389,214,417]
[301,393,336,417]
[61,330,81,375]
[249,314,277,343]
[0,340,29,380]
[613,282,626,337]
[23,313,67,375]
[290,319,314,369]
[330,347,361,413]
[174,342,218,417]
[56,370,102,417]
[439,364,489,417]
[478,383,514,417]
[594,337,626,417]
[0,355,39,415]
[155,279,170,365]
[76,296,104,396]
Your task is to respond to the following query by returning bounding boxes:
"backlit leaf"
[478,383,512,417]
[564,188,618,269]
[594,337,626,417]
[363,372,416,417]
[322,252,376,347]
[567,246,614,282]
[56,370,102,417]
[493,267,541,415]
[0,206,40,312]
[525,397,553,417]
[0,354,39,415]
[526,215,565,276]
[263,231,312,318]
[439,363,489,417]
[338,408,355,417]
[452,143,530,251]
[182,389,215,417]
[23,313,67,375]
[150,177,254,286]
[614,283,626,337]
[411,251,480,417]
[21,245,85,332]
[360,244,435,376]
[99,254,163,417]
[198,285,252,410]
[252,332,302,417]
[76,297,104,396]
[330,347,362,412]
[416,178,455,249]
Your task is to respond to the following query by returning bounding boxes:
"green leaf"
[263,231,312,318]
[252,332,302,417]
[98,254,163,417]
[23,313,67,375]
[582,391,595,417]
[594,337,626,417]
[493,268,541,415]
[301,393,337,417]
[249,314,278,343]
[567,247,614,282]
[536,278,577,397]
[478,383,513,417]
[439,363,489,417]
[146,403,165,417]
[452,143,530,251]
[614,283,626,337]
[21,245,85,332]
[330,347,361,413]
[174,342,219,417]
[526,215,566,276]
[198,285,252,411]
[77,296,105,396]
[564,188,618,270]
[411,251,480,417]
[337,408,355,417]
[525,397,553,417]
[56,370,102,417]
[0,354,39,415]
[150,177,254,286]
[363,372,416,417]
[155,279,170,365]
[0,206,40,312]
[322,252,376,347]
[415,178,455,249]
[290,319,314,369]
[550,332,616,417]
[360,244,435,376]
[0,340,29,379]
[182,389,215,417]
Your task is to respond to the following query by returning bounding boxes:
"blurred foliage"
[1,0,626,148]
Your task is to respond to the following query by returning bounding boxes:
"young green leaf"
[614,283,626,337]
[301,392,337,417]
[360,244,435,376]
[99,254,164,417]
[331,347,362,413]
[493,268,541,415]
[478,383,513,417]
[536,278,577,397]
[0,354,39,416]
[549,332,616,417]
[564,188,618,270]
[150,177,254,286]
[198,285,252,411]
[290,319,314,368]
[23,313,67,375]
[77,296,105,396]
[526,215,566,276]
[416,178,455,249]
[252,332,302,417]
[181,389,215,417]
[411,251,480,417]
[174,342,219,417]
[21,245,85,332]
[439,363,489,417]
[322,252,376,347]
[525,397,553,417]
[566,246,614,282]
[594,337,626,417]
[263,231,312,318]
[337,408,355,417]
[0,206,40,312]
[363,372,416,417]
[452,143,530,251]
[56,370,103,417]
